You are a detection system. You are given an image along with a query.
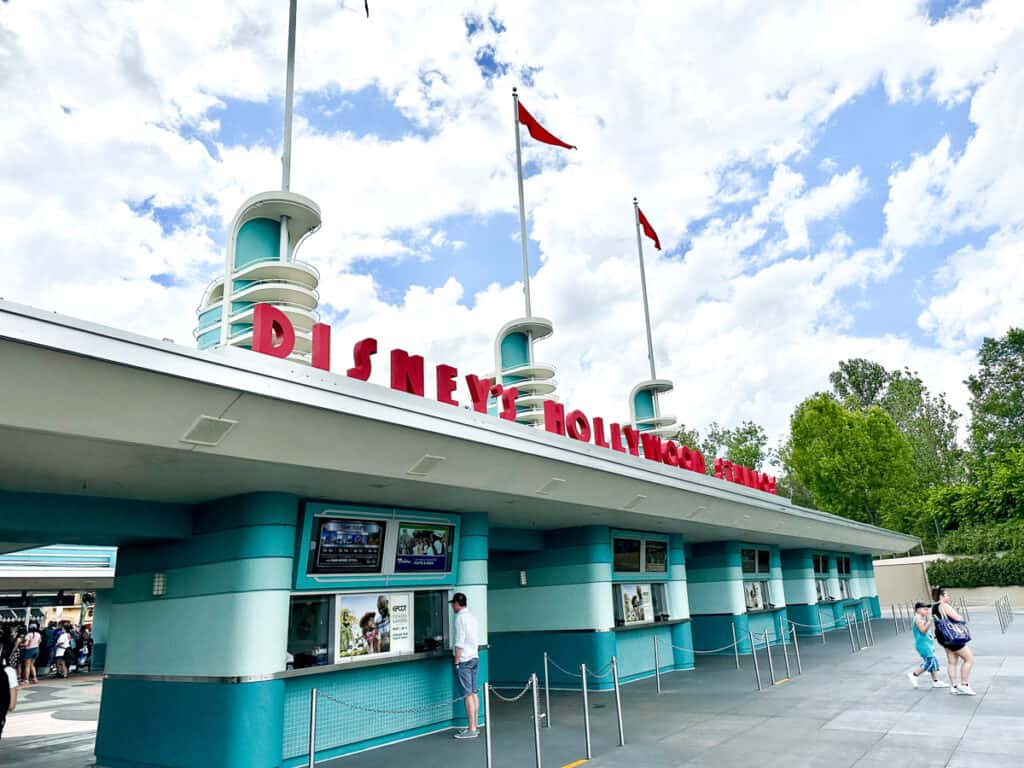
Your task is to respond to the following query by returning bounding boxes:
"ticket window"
[286,590,450,671]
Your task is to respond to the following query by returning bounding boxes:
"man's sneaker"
[957,683,977,696]
[907,671,919,688]
[932,680,950,688]
[454,729,479,739]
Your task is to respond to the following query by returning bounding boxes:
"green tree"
[787,393,916,528]
[829,358,889,410]
[966,328,1024,462]
[674,420,769,473]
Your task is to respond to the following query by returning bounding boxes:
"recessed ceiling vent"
[181,415,238,447]
[407,454,445,476]
[535,477,566,496]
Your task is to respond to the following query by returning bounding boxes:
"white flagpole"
[281,0,298,192]
[634,197,657,380]
[512,87,532,317]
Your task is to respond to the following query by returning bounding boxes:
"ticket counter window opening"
[837,556,852,599]
[742,548,773,612]
[613,582,669,626]
[813,554,833,602]
[286,590,450,671]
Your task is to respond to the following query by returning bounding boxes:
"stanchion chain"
[546,657,585,678]
[489,679,534,703]
[663,638,741,655]
[586,660,614,679]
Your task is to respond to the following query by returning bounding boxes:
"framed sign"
[394,524,454,573]
[311,518,387,574]
[335,592,413,663]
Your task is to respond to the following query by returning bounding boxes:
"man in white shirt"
[450,592,479,739]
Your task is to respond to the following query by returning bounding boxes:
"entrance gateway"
[0,297,917,768]
[0,6,918,767]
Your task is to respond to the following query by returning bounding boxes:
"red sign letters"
[250,303,776,494]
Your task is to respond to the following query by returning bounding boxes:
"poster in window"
[645,540,668,573]
[311,518,386,574]
[335,592,413,663]
[744,580,769,611]
[620,583,654,625]
[395,524,454,573]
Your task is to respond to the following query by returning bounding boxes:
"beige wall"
[873,557,933,606]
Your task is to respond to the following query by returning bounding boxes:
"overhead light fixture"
[535,477,566,496]
[519,570,528,586]
[407,454,445,476]
[181,415,238,447]
[622,494,647,511]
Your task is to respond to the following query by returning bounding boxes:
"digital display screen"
[394,524,454,573]
[311,518,386,574]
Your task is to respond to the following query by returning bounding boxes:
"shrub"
[939,519,1024,555]
[927,551,1024,588]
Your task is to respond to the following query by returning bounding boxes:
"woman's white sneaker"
[957,684,977,696]
[950,684,960,694]
[932,680,950,688]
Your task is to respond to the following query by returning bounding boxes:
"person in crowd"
[450,592,479,740]
[359,612,380,653]
[375,595,391,653]
[54,623,71,678]
[20,624,41,684]
[1,648,17,740]
[907,602,949,689]
[932,586,976,695]
[39,621,56,670]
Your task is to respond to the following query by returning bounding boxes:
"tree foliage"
[786,393,915,528]
[966,328,1024,463]
[938,518,1024,555]
[674,420,768,473]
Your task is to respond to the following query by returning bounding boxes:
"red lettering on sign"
[544,401,566,435]
[436,364,458,406]
[610,423,627,453]
[252,304,295,359]
[640,433,663,463]
[661,440,680,467]
[311,323,331,371]
[623,427,641,457]
[500,387,519,421]
[390,349,424,396]
[347,338,377,380]
[465,375,491,413]
[566,410,591,442]
[593,417,610,448]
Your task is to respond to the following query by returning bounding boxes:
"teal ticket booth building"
[0,300,917,767]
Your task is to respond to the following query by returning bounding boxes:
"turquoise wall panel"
[633,389,655,420]
[96,678,284,768]
[786,603,822,637]
[235,217,280,268]
[489,630,617,690]
[499,331,529,370]
[615,624,675,681]
[670,620,696,670]
[281,655,463,761]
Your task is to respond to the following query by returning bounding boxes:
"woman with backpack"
[932,586,976,696]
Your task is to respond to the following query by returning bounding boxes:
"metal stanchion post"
[846,613,857,653]
[791,624,802,675]
[904,603,913,633]
[484,683,494,768]
[860,607,871,647]
[731,622,741,670]
[749,631,762,691]
[855,608,866,649]
[307,687,318,768]
[612,657,625,747]
[543,652,551,729]
[531,674,543,768]
[580,664,592,760]
[996,599,1005,633]
[820,617,827,644]
[653,636,662,694]
[763,629,776,685]
[781,620,792,680]
[865,607,875,645]
[892,604,899,634]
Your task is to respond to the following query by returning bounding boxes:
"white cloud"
[1,0,1023,456]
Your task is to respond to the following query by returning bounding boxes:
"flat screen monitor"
[394,523,454,573]
[311,517,386,574]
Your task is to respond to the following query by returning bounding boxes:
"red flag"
[637,207,661,251]
[518,101,576,150]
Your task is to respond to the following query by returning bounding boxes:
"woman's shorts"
[22,648,39,661]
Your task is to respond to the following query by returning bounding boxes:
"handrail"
[232,279,320,301]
